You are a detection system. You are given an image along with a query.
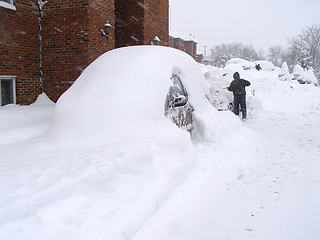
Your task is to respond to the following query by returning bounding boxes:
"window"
[0,0,16,11]
[0,76,16,106]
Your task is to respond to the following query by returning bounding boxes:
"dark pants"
[233,94,247,119]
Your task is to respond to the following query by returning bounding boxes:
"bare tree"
[257,49,266,60]
[268,45,284,67]
[209,43,259,67]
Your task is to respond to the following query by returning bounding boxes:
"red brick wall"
[143,0,168,46]
[88,0,115,63]
[115,0,168,47]
[41,0,90,102]
[169,36,198,59]
[169,37,185,51]
[115,0,144,48]
[0,0,41,104]
[42,0,116,102]
[184,41,197,59]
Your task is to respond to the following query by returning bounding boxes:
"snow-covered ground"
[0,46,319,240]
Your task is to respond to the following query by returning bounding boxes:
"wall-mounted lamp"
[153,36,160,45]
[101,21,112,43]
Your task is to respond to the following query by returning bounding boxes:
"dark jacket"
[227,72,251,95]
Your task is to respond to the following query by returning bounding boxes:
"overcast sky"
[169,0,320,55]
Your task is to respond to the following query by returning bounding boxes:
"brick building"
[0,0,169,105]
[169,35,197,60]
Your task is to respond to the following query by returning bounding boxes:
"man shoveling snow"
[227,72,251,119]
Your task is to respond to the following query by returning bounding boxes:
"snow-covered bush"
[292,64,318,85]
[278,62,292,81]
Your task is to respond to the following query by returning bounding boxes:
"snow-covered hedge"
[292,64,318,85]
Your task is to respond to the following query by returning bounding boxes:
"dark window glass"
[1,79,14,106]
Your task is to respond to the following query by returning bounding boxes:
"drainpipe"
[38,0,48,93]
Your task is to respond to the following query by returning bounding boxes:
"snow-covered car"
[226,58,255,70]
[254,60,275,71]
[226,58,275,72]
[46,46,237,149]
[203,67,234,111]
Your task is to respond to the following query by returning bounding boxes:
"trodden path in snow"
[131,99,320,240]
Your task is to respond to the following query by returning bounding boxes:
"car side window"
[167,75,188,108]
[165,75,194,132]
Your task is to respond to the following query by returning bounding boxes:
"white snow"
[0,46,320,240]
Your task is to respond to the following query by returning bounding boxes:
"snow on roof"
[170,32,197,43]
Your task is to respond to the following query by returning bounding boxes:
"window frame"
[0,75,16,106]
[0,0,13,4]
[0,0,16,11]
